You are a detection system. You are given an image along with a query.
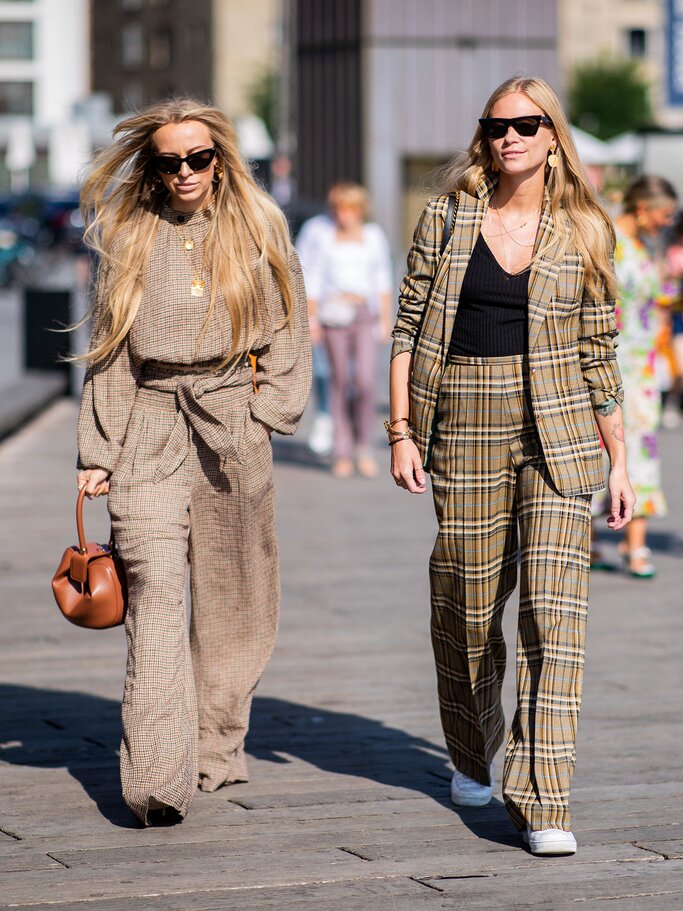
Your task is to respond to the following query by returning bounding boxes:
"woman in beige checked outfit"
[390,77,635,855]
[76,99,311,825]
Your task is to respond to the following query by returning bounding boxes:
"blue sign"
[668,0,683,105]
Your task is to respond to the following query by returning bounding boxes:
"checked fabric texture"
[391,179,624,494]
[78,203,311,824]
[430,356,592,832]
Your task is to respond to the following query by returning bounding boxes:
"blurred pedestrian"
[663,212,683,426]
[76,98,311,825]
[296,209,334,456]
[302,182,393,478]
[390,76,633,856]
[611,176,678,577]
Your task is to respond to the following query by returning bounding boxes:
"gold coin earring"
[547,143,559,168]
[213,162,223,184]
[146,175,166,201]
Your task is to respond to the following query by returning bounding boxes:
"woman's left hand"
[605,465,636,530]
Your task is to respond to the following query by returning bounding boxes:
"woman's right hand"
[77,468,111,498]
[390,439,427,494]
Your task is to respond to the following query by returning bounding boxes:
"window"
[627,28,647,58]
[122,22,145,69]
[149,29,171,69]
[0,82,33,115]
[0,22,33,59]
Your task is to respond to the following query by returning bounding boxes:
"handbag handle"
[75,486,115,554]
[76,486,88,554]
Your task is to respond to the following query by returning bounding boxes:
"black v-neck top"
[448,233,530,357]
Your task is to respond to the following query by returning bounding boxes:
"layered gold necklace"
[483,204,540,274]
[172,220,207,297]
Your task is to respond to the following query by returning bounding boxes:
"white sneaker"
[450,765,494,807]
[308,412,333,455]
[523,826,577,855]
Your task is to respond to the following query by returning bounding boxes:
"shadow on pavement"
[0,685,514,845]
[248,696,516,847]
[646,529,683,555]
[271,438,330,471]
[0,683,137,828]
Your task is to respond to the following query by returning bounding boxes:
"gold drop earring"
[547,143,559,168]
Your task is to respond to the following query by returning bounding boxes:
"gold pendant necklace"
[172,220,205,296]
[494,206,538,248]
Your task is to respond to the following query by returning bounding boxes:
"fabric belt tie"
[138,363,253,482]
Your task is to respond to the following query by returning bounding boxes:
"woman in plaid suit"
[76,100,311,825]
[389,77,634,855]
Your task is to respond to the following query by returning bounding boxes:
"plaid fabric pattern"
[108,382,278,824]
[391,178,623,496]
[78,202,312,473]
[77,203,311,825]
[430,355,591,832]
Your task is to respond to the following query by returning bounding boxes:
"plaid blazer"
[392,176,623,497]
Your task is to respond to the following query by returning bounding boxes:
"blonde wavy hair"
[79,97,295,365]
[438,76,616,299]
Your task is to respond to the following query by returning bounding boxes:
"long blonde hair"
[79,97,295,364]
[438,76,616,299]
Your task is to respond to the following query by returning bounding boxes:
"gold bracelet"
[388,434,413,446]
[384,418,409,433]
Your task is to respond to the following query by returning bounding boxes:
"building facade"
[0,0,89,125]
[558,0,683,130]
[294,0,559,253]
[0,0,90,190]
[90,0,213,113]
[90,0,281,120]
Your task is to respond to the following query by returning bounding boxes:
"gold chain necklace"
[172,220,207,297]
[492,206,539,248]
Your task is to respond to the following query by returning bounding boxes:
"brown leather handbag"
[51,487,127,629]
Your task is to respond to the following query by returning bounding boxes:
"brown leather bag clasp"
[51,487,127,629]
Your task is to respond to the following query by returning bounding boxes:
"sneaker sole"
[523,829,577,855]
[450,790,493,808]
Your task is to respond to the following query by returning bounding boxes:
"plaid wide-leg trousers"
[107,381,278,824]
[429,354,592,832]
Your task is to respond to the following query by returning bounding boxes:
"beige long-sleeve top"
[78,204,312,474]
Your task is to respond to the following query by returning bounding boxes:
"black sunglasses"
[153,147,217,175]
[478,116,553,140]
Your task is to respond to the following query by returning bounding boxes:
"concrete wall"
[363,0,558,256]
[212,0,280,119]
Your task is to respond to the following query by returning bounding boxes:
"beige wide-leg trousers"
[107,379,278,824]
[429,354,592,832]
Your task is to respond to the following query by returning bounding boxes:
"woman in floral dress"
[613,176,678,577]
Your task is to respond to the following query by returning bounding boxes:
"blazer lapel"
[527,202,563,351]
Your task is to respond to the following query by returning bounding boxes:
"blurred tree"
[246,66,277,139]
[569,58,654,140]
